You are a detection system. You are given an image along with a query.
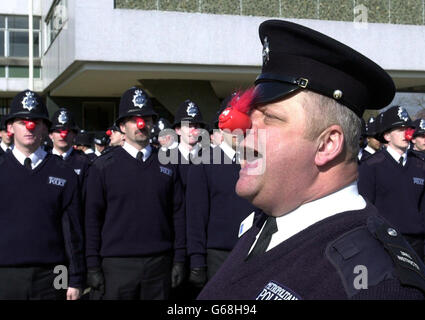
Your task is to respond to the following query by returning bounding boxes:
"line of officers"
[0,87,258,300]
[357,105,425,263]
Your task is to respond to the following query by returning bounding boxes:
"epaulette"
[367,215,425,292]
[326,215,425,298]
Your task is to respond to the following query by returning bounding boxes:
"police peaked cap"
[254,20,395,118]
[6,89,50,125]
[116,87,158,125]
[172,99,206,128]
[412,118,425,137]
[74,130,93,147]
[376,106,413,143]
[50,108,79,132]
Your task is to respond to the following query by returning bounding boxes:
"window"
[0,15,41,58]
[45,0,68,49]
[0,15,42,78]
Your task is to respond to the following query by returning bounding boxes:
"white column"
[28,0,33,91]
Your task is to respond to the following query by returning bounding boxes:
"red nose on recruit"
[405,127,415,141]
[135,117,145,130]
[60,130,69,139]
[24,120,36,131]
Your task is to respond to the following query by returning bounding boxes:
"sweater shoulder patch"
[366,215,425,293]
[325,225,396,298]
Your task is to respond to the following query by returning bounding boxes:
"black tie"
[24,157,32,170]
[232,154,237,164]
[247,217,278,260]
[399,156,404,166]
[136,151,143,162]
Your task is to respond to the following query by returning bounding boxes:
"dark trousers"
[100,255,172,300]
[207,249,230,280]
[403,234,425,262]
[0,266,66,300]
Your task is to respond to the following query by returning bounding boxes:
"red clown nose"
[60,130,69,139]
[7,131,13,137]
[135,117,145,130]
[219,107,251,133]
[106,129,112,136]
[218,88,255,133]
[24,120,36,131]
[405,127,415,141]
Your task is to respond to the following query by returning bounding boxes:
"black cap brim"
[253,81,301,106]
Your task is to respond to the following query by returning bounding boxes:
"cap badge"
[397,107,409,122]
[186,102,198,118]
[369,118,374,123]
[58,111,69,124]
[132,89,146,109]
[262,37,270,64]
[22,91,38,111]
[158,121,165,130]
[420,120,425,130]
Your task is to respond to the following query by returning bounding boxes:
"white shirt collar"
[364,145,376,155]
[219,141,236,161]
[84,148,94,154]
[122,142,152,161]
[52,147,74,160]
[249,182,366,254]
[178,143,199,161]
[12,146,47,169]
[95,150,102,157]
[0,141,13,152]
[386,145,407,166]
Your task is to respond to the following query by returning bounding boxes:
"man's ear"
[315,125,344,166]
[175,127,182,136]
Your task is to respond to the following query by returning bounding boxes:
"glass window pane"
[0,16,5,28]
[0,32,4,56]
[33,17,40,29]
[9,31,28,57]
[9,66,28,78]
[34,67,41,78]
[0,66,5,78]
[8,16,28,29]
[33,31,39,57]
[8,66,41,78]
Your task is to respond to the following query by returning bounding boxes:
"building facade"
[1,0,425,130]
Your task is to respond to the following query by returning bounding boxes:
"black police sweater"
[358,149,425,235]
[0,152,85,288]
[198,205,425,300]
[186,148,258,268]
[85,146,185,268]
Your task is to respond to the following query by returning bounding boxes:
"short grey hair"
[301,90,361,161]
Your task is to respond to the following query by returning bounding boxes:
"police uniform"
[0,90,85,299]
[0,116,13,155]
[169,99,209,190]
[358,106,425,261]
[359,117,379,163]
[49,108,91,187]
[198,20,425,300]
[186,97,259,287]
[85,87,186,300]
